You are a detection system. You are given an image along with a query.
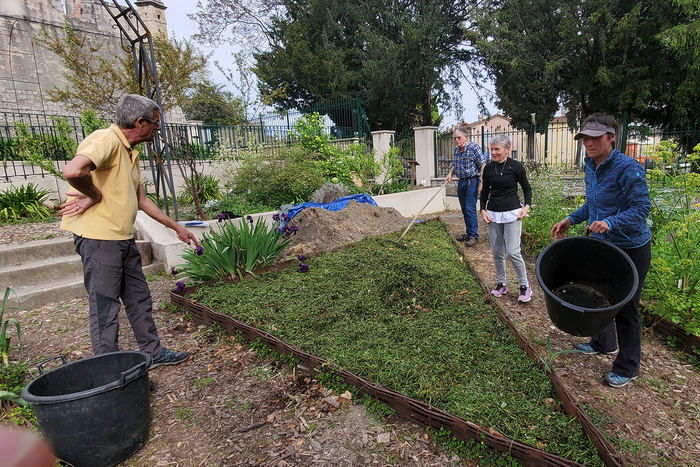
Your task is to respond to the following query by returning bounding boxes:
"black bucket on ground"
[21,351,151,467]
[535,236,639,337]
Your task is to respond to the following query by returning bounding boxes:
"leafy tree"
[182,83,247,125]
[253,0,474,131]
[35,25,209,115]
[476,0,694,130]
[34,23,128,115]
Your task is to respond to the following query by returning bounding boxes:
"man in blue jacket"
[551,114,651,388]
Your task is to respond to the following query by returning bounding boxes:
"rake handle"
[397,179,449,243]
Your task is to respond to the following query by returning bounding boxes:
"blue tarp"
[284,193,378,224]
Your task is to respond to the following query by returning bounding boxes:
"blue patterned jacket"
[568,148,652,249]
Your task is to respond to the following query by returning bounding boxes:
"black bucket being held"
[21,351,151,467]
[536,236,639,337]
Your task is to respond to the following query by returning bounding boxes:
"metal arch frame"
[98,0,179,220]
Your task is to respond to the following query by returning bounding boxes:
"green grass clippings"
[192,221,604,466]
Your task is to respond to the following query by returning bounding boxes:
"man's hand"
[175,225,199,246]
[481,210,492,223]
[59,191,101,217]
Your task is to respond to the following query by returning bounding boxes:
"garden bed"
[173,221,624,466]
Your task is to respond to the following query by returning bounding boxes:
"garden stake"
[386,178,450,249]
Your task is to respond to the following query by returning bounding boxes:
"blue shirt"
[453,142,485,178]
[567,148,651,249]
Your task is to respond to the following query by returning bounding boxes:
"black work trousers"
[590,241,651,378]
[75,235,162,356]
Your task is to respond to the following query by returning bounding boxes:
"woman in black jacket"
[480,134,533,302]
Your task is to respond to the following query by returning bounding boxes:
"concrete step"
[2,254,84,288]
[8,260,164,310]
[0,237,76,267]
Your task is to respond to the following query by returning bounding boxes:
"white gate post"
[371,130,394,185]
[413,126,438,186]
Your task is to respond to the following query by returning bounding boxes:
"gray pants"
[487,220,529,287]
[75,236,162,356]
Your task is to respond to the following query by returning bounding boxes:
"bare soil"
[2,204,699,467]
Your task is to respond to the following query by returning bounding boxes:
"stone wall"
[0,0,167,117]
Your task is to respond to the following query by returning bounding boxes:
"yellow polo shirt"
[61,125,142,240]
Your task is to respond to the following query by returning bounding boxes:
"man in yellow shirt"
[60,94,197,367]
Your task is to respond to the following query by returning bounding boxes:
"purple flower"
[246,215,253,224]
[170,267,177,276]
[299,263,309,273]
[289,225,299,235]
[175,281,186,292]
[217,213,226,223]
[272,213,280,222]
[283,213,290,222]
[195,245,203,256]
[297,254,307,262]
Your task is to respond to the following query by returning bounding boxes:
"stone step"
[0,237,76,267]
[7,261,164,310]
[1,254,83,288]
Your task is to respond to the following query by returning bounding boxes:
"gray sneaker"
[151,348,190,368]
[465,237,478,247]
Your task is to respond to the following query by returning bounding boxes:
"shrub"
[178,173,223,205]
[643,141,700,336]
[522,164,586,254]
[204,191,275,217]
[229,146,326,208]
[0,183,53,223]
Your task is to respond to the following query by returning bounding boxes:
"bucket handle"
[118,360,149,389]
[35,355,69,375]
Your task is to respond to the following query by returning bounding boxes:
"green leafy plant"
[14,119,76,180]
[1,288,23,367]
[643,142,700,336]
[522,164,586,254]
[176,215,295,282]
[79,107,109,135]
[229,146,326,208]
[293,112,333,155]
[178,173,223,205]
[0,183,53,222]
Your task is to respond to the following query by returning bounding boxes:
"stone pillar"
[414,126,438,186]
[372,130,394,185]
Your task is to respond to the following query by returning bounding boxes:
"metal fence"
[391,129,415,182]
[0,99,370,182]
[435,118,700,178]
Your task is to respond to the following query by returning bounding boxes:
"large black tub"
[536,236,639,337]
[22,351,151,467]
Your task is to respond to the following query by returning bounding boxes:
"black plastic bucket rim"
[536,236,639,336]
[22,351,151,405]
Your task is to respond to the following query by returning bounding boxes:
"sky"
[164,2,497,128]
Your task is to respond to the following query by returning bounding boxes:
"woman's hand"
[551,217,573,239]
[588,220,610,234]
[517,205,530,220]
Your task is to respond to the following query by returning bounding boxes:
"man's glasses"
[142,117,161,127]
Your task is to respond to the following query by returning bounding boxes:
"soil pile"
[283,200,409,256]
